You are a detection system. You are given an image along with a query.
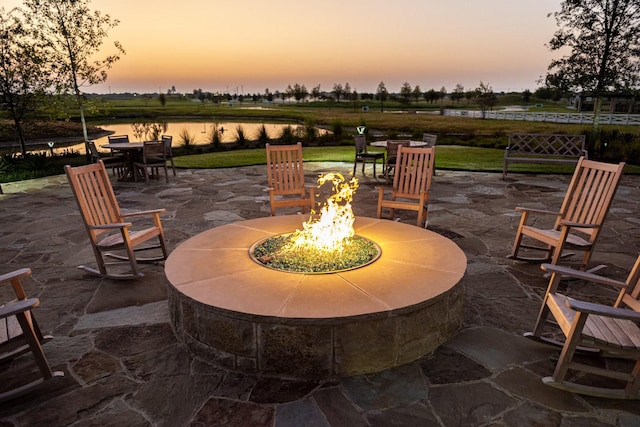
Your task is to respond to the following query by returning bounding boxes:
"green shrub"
[255,124,270,147]
[208,123,223,149]
[178,127,196,152]
[332,121,343,139]
[279,125,295,144]
[235,124,247,147]
[304,119,317,142]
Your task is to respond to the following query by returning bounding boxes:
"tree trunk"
[592,96,602,136]
[14,120,28,157]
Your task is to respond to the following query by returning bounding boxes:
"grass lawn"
[174,145,639,175]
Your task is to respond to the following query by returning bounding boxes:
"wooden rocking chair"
[508,157,625,270]
[0,268,64,402]
[377,146,435,228]
[265,142,315,216]
[524,257,640,399]
[65,160,168,279]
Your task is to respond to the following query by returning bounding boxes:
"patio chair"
[86,140,124,177]
[384,140,410,182]
[377,146,435,228]
[422,133,438,176]
[508,157,625,270]
[0,268,64,402]
[265,142,315,216]
[353,134,385,177]
[524,257,640,399]
[162,135,176,176]
[65,160,168,279]
[133,141,169,184]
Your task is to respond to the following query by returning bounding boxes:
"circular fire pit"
[249,233,381,273]
[165,215,467,379]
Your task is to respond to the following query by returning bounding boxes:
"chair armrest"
[541,263,628,290]
[566,297,640,321]
[121,208,166,218]
[0,298,39,319]
[0,268,31,285]
[558,220,599,229]
[89,223,133,230]
[515,207,560,216]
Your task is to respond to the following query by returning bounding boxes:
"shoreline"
[0,130,113,151]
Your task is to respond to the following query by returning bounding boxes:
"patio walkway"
[1,163,639,426]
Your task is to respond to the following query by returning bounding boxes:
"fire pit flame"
[289,173,358,253]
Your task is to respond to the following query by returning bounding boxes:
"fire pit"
[165,215,467,379]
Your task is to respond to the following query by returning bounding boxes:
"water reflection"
[94,121,315,149]
[14,121,324,155]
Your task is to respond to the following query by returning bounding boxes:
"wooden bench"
[503,133,588,178]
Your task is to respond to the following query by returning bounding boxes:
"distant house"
[575,92,640,113]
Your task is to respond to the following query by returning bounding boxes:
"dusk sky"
[6,0,564,95]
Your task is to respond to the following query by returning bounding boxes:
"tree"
[0,7,51,156]
[22,0,125,143]
[450,83,465,103]
[332,83,344,102]
[475,81,497,118]
[292,83,307,102]
[399,82,412,109]
[344,82,351,102]
[158,93,166,107]
[311,84,321,100]
[376,81,387,112]
[424,89,438,104]
[545,0,640,135]
[412,85,422,104]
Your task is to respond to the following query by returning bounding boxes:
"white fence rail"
[443,109,640,125]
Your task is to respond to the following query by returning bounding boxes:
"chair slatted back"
[65,161,122,240]
[354,135,368,154]
[422,133,438,147]
[556,158,625,238]
[386,140,410,159]
[142,141,165,162]
[266,142,306,195]
[392,147,435,200]
[86,140,100,163]
[108,135,130,144]
[617,256,640,311]
[161,135,173,158]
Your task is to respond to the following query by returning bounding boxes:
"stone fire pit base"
[166,216,467,379]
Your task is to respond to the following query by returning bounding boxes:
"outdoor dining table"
[369,140,429,147]
[103,142,143,181]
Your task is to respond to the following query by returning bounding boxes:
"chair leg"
[15,310,54,381]
[549,311,588,383]
[376,188,384,219]
[626,359,640,396]
[170,159,176,176]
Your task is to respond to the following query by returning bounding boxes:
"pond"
[11,121,328,155]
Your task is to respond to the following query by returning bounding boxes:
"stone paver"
[1,163,640,426]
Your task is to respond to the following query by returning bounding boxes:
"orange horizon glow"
[4,0,563,94]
